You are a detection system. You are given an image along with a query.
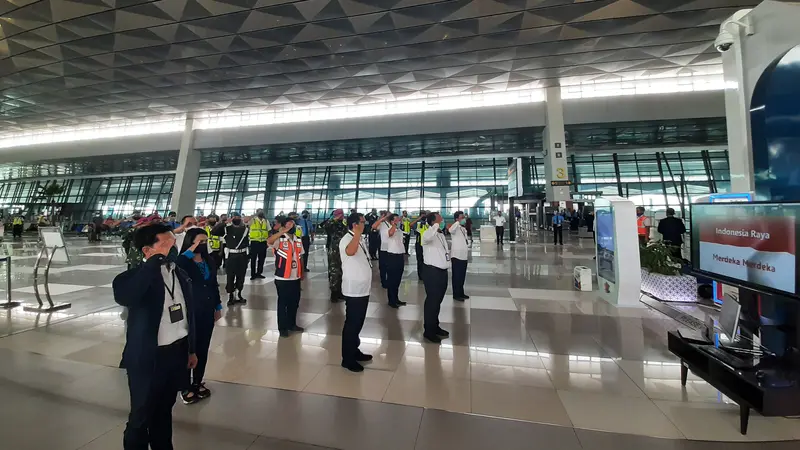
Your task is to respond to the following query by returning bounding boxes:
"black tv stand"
[668,331,800,434]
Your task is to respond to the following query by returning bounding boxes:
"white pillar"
[722,23,755,193]
[171,116,200,217]
[543,87,570,201]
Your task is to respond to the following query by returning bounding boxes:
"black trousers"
[249,241,267,275]
[342,295,369,363]
[451,258,468,298]
[124,337,188,450]
[189,314,214,387]
[386,252,404,306]
[495,226,504,243]
[226,253,248,293]
[415,240,425,280]
[368,231,380,259]
[275,279,301,332]
[553,225,563,245]
[403,233,411,254]
[12,224,22,237]
[301,235,311,270]
[379,250,388,288]
[423,266,448,335]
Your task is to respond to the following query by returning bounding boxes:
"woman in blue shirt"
[177,227,222,404]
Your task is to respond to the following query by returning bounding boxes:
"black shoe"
[255,274,266,279]
[237,294,247,304]
[279,330,289,338]
[341,360,364,372]
[304,267,310,272]
[423,333,442,343]
[227,295,236,306]
[436,328,450,338]
[290,325,305,333]
[356,352,373,362]
[453,296,466,302]
[388,303,400,309]
[397,301,407,306]
[181,389,200,405]
[250,276,257,281]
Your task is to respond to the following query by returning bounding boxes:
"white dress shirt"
[493,215,506,226]
[382,222,404,254]
[158,264,189,346]
[340,232,373,297]
[448,222,469,261]
[379,222,390,252]
[422,225,450,270]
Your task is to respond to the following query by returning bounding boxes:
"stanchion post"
[23,245,71,313]
[0,256,19,309]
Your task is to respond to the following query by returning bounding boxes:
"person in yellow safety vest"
[248,209,269,280]
[12,215,24,238]
[204,214,223,270]
[414,210,429,280]
[636,206,652,247]
[401,211,412,255]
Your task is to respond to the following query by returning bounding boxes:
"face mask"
[459,219,466,225]
[208,220,216,226]
[257,212,265,218]
[166,246,179,263]
[302,213,309,219]
[232,218,242,225]
[439,222,446,230]
[197,245,209,256]
[288,227,296,235]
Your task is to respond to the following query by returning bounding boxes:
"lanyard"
[164,267,176,303]
[349,231,373,268]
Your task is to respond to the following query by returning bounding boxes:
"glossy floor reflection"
[0,233,798,449]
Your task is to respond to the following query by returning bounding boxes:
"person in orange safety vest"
[267,216,305,338]
[636,207,652,247]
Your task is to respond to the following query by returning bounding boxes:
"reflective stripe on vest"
[205,226,221,250]
[275,237,303,278]
[249,218,268,242]
[637,215,647,236]
[402,219,411,233]
[13,218,23,225]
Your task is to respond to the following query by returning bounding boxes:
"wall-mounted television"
[690,202,800,298]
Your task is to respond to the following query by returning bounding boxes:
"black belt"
[158,336,187,350]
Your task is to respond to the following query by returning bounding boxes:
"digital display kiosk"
[595,197,641,307]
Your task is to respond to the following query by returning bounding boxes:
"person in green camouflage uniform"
[122,214,161,269]
[324,209,348,303]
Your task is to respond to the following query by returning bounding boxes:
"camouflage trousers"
[327,248,342,294]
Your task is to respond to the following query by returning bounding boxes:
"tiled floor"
[0,233,798,450]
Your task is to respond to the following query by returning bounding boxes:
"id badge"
[168,304,184,323]
[292,260,297,269]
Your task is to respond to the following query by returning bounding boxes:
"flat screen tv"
[690,202,800,298]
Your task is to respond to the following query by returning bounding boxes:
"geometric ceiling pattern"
[0,0,759,133]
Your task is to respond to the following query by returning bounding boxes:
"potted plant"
[639,241,697,302]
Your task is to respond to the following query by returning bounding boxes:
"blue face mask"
[439,221,446,230]
[459,219,466,225]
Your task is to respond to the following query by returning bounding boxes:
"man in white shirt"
[372,211,391,289]
[449,211,470,301]
[493,211,506,244]
[173,215,198,250]
[421,212,451,344]
[339,213,374,372]
[267,216,305,338]
[381,213,408,308]
[113,223,198,450]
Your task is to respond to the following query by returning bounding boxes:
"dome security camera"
[715,9,754,53]
[715,30,735,52]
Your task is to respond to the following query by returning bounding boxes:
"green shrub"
[640,241,682,276]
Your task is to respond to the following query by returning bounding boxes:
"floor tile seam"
[74,422,126,450]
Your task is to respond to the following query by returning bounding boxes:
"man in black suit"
[113,223,198,450]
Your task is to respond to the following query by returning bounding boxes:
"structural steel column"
[170,116,200,217]
[543,87,570,202]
